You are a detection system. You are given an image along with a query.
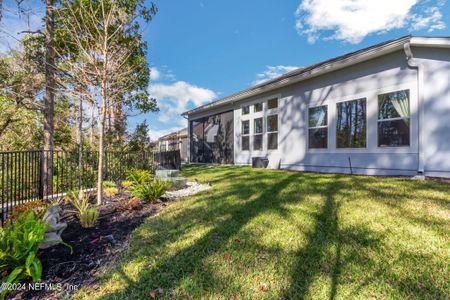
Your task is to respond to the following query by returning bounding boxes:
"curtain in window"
[390,90,409,118]
[317,109,325,126]
[311,107,326,127]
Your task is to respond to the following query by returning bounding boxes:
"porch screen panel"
[190,110,234,164]
[190,119,205,163]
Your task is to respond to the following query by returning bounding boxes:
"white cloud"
[253,65,300,85]
[151,66,176,82]
[295,0,446,44]
[150,81,216,126]
[409,6,446,31]
[147,126,184,141]
[150,67,160,81]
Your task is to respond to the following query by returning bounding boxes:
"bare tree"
[57,0,157,204]
[42,0,56,196]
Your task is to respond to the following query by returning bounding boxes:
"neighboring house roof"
[158,128,188,141]
[182,35,450,117]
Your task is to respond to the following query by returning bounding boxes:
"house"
[157,128,188,161]
[182,36,450,178]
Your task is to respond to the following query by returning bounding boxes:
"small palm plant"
[66,190,99,228]
[126,169,152,185]
[130,178,172,203]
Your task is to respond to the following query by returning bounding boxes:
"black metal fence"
[0,150,153,224]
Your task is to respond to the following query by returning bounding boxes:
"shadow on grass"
[94,166,449,299]
[98,168,311,299]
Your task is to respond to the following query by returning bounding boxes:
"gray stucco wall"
[189,47,450,178]
[414,47,450,178]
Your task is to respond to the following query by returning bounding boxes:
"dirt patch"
[9,192,167,300]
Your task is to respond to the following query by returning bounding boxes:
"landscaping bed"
[9,192,167,300]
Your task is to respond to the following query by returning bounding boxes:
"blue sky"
[1,0,450,140]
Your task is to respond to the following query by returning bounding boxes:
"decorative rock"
[162,177,187,190]
[40,205,67,249]
[155,169,180,178]
[162,181,211,200]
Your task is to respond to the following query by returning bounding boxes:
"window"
[254,102,263,112]
[308,106,328,149]
[267,115,278,150]
[267,98,278,109]
[242,105,250,115]
[336,98,367,148]
[253,118,263,150]
[242,120,250,135]
[241,120,250,151]
[378,90,410,147]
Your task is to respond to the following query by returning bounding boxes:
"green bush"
[0,212,47,299]
[130,178,172,203]
[104,187,119,197]
[103,181,117,188]
[121,180,134,189]
[66,190,90,212]
[79,208,99,228]
[66,190,99,228]
[126,169,152,185]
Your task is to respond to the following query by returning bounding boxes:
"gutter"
[403,42,425,175]
[183,37,450,118]
[182,36,412,117]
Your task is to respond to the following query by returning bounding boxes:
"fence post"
[38,151,44,199]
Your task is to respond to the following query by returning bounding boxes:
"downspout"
[403,42,425,175]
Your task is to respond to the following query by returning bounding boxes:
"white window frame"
[267,98,278,110]
[253,117,263,151]
[266,114,278,150]
[241,120,250,151]
[335,98,368,149]
[308,105,328,149]
[377,89,411,148]
[254,102,263,113]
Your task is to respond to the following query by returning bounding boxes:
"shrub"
[7,200,49,224]
[103,181,117,188]
[121,180,133,189]
[126,169,152,185]
[0,211,47,298]
[66,190,99,228]
[79,208,99,228]
[104,187,119,197]
[66,190,90,212]
[130,178,172,203]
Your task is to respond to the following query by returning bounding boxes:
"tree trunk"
[97,81,107,205]
[42,0,55,197]
[90,101,95,145]
[78,96,83,188]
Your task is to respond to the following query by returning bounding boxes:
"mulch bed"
[10,192,168,300]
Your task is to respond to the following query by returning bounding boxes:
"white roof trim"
[410,37,450,48]
[183,36,450,117]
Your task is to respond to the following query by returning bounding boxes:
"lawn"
[77,165,449,299]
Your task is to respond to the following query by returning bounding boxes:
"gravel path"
[162,181,211,200]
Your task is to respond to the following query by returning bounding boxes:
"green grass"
[77,165,450,299]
